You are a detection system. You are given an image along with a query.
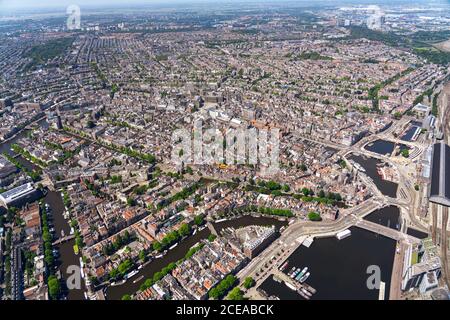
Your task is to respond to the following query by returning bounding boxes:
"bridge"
[52,234,75,246]
[207,222,219,236]
[355,219,421,244]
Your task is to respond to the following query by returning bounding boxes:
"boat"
[155,254,163,259]
[279,261,289,272]
[295,267,308,281]
[291,268,301,279]
[273,275,282,283]
[133,275,144,284]
[353,162,366,173]
[303,283,317,294]
[169,243,178,250]
[284,281,296,291]
[299,272,310,283]
[193,229,197,235]
[297,289,310,300]
[301,288,312,297]
[125,270,139,279]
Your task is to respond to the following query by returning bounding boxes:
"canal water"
[349,154,398,198]
[364,140,395,156]
[401,121,422,142]
[1,119,85,300]
[259,226,396,300]
[364,206,401,231]
[44,191,86,300]
[407,228,429,239]
[105,216,288,300]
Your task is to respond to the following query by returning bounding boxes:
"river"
[105,216,288,300]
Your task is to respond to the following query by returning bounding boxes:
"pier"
[272,269,317,299]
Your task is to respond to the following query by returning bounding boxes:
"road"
[237,198,382,286]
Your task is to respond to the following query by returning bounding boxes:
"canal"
[105,216,288,300]
[259,226,396,300]
[364,140,395,156]
[349,154,398,198]
[364,206,401,231]
[44,190,86,300]
[1,118,85,299]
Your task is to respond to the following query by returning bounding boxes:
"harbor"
[258,226,396,300]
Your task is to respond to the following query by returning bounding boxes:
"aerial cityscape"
[0,0,450,304]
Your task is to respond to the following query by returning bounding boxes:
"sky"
[0,0,447,11]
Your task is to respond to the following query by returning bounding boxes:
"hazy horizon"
[1,0,448,12]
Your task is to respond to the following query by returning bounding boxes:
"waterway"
[349,154,398,198]
[0,118,85,299]
[364,140,395,156]
[401,121,422,142]
[259,226,396,300]
[105,216,288,300]
[364,206,401,231]
[407,228,429,239]
[44,190,86,300]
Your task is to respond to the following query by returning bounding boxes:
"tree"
[243,277,255,289]
[194,215,204,226]
[152,241,162,252]
[48,275,61,300]
[139,250,146,262]
[308,211,322,221]
[122,294,132,300]
[227,287,245,300]
[178,223,191,237]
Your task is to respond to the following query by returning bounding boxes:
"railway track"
[441,207,449,288]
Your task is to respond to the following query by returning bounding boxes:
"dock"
[272,269,317,299]
[302,236,314,247]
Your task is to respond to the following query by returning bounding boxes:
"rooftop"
[429,143,450,207]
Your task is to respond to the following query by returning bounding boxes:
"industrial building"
[429,142,450,207]
[0,183,38,208]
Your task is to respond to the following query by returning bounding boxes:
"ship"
[301,287,312,297]
[297,289,310,300]
[284,281,297,291]
[273,275,282,283]
[353,162,366,173]
[291,268,301,279]
[133,275,144,284]
[288,266,296,275]
[299,272,310,283]
[279,261,289,272]
[125,270,139,279]
[295,267,308,281]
